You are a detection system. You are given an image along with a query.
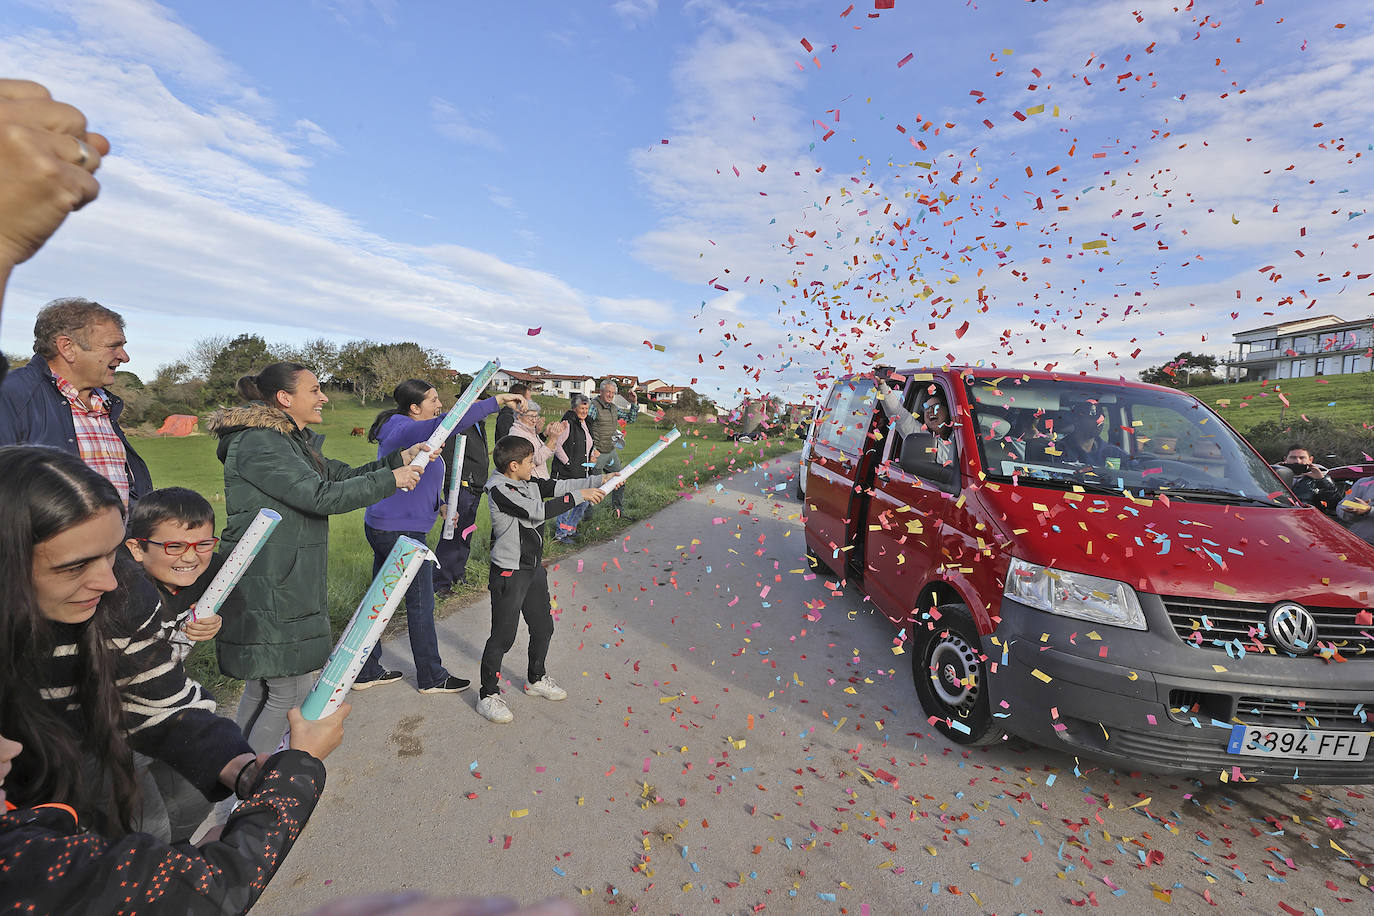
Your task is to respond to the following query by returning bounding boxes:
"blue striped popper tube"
[281,536,434,748]
[191,508,281,622]
[441,433,467,540]
[597,428,681,494]
[409,359,501,470]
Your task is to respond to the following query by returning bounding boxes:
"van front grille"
[1162,596,1374,658]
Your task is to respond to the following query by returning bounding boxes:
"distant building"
[540,373,596,399]
[491,368,545,392]
[1224,315,1374,381]
[646,384,690,405]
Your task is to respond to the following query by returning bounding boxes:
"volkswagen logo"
[1268,603,1318,655]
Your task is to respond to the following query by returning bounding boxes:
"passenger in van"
[1057,401,1127,468]
[876,377,953,464]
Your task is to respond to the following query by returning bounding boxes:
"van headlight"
[1003,558,1147,630]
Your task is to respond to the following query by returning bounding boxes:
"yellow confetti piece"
[1081,239,1108,249]
[843,686,857,694]
[1129,797,1152,809]
[510,809,529,818]
[1212,665,1228,673]
[1213,580,1237,595]
[1031,668,1052,683]
[1331,839,1351,857]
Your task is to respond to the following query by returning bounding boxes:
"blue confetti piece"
[552,866,566,877]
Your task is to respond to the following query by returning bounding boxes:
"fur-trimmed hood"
[206,403,297,438]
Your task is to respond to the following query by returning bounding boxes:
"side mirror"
[1270,463,1295,486]
[899,432,956,485]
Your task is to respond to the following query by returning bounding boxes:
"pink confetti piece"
[526,327,541,335]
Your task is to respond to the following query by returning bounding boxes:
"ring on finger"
[73,137,93,168]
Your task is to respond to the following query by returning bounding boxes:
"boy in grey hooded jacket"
[477,436,619,723]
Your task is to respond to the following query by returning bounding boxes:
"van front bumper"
[988,596,1374,783]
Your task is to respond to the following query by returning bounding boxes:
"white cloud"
[430,98,504,151]
[613,0,659,27]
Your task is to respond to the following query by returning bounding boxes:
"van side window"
[815,380,875,457]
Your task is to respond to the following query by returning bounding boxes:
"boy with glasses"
[125,486,234,662]
[123,485,243,842]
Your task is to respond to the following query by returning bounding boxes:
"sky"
[2,0,1371,405]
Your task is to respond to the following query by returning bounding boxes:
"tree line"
[92,334,455,427]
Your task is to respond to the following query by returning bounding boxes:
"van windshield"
[962,375,1294,506]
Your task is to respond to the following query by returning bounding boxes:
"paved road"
[258,454,1373,915]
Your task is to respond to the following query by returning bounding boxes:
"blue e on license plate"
[1227,724,1371,760]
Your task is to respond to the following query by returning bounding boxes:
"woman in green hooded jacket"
[207,362,425,753]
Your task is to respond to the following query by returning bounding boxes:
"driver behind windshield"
[1056,400,1127,468]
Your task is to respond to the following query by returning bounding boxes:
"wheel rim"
[926,628,982,714]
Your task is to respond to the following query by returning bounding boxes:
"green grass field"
[1182,373,1374,434]
[136,394,797,697]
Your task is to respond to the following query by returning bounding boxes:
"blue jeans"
[357,525,449,689]
[555,498,589,540]
[592,451,624,511]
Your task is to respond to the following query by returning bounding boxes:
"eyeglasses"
[139,537,219,556]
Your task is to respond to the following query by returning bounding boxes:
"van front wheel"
[913,606,1005,746]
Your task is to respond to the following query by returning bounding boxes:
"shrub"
[1241,417,1374,466]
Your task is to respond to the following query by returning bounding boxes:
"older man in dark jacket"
[0,297,151,503]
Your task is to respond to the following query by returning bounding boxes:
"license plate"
[1227,725,1371,760]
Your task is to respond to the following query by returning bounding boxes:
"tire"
[912,605,1006,746]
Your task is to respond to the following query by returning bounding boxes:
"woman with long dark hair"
[354,378,523,691]
[207,363,426,754]
[0,445,349,912]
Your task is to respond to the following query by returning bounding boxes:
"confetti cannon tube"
[191,508,281,622]
[441,433,467,540]
[598,428,681,494]
[292,536,434,732]
[409,359,501,469]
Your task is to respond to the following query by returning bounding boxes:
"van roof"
[843,366,1181,394]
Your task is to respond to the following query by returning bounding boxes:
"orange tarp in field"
[156,414,199,437]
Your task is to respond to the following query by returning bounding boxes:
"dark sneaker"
[353,669,403,690]
[419,675,471,694]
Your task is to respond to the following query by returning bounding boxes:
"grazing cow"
[350,426,365,437]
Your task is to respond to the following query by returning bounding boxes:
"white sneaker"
[476,694,514,723]
[524,676,567,701]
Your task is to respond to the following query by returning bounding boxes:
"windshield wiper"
[1001,474,1130,497]
[1144,485,1280,506]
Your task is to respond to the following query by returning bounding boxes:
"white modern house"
[1223,315,1374,381]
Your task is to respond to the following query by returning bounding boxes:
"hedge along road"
[255,454,1374,915]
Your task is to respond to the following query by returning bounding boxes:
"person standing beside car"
[1284,444,1338,511]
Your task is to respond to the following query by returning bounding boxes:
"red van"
[803,367,1374,783]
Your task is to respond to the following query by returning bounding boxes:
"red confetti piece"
[897,52,913,68]
[527,327,541,335]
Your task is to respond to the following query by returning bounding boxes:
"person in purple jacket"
[353,378,525,693]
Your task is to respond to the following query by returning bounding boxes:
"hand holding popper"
[441,433,467,540]
[191,508,281,622]
[281,535,434,749]
[597,428,681,493]
[409,359,502,470]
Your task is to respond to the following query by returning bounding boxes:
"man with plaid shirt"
[0,297,151,503]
